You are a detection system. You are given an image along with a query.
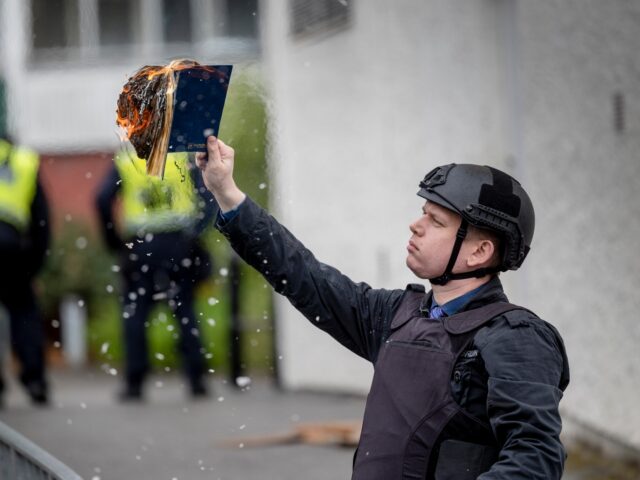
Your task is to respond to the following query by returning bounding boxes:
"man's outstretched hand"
[195,136,246,212]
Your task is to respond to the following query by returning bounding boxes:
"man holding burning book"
[111,59,568,476]
[194,136,570,479]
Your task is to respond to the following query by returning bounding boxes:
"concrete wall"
[517,0,640,451]
[261,0,640,451]
[262,0,518,392]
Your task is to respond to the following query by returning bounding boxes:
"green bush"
[219,63,270,208]
[37,222,120,324]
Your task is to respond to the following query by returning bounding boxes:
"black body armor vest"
[353,289,528,480]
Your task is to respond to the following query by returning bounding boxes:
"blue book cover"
[168,65,233,152]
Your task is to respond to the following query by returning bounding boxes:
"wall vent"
[613,91,625,134]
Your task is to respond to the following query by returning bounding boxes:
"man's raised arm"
[195,136,246,213]
[194,136,403,362]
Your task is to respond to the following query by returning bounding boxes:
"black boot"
[189,378,209,398]
[24,380,49,406]
[118,382,144,402]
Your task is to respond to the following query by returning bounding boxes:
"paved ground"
[1,368,364,480]
[1,367,638,480]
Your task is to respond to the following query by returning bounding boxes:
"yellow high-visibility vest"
[0,138,39,232]
[114,150,198,236]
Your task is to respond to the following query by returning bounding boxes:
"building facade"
[0,0,259,228]
[2,0,639,456]
[260,0,640,454]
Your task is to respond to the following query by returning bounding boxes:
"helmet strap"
[429,219,468,285]
[429,219,500,285]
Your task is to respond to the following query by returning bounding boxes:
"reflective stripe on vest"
[0,139,39,232]
[114,151,197,236]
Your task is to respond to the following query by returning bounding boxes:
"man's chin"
[405,258,428,279]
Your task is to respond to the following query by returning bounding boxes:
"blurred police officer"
[96,150,217,401]
[0,134,50,406]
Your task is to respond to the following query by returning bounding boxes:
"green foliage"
[82,234,275,374]
[87,276,235,372]
[219,64,269,207]
[37,223,120,322]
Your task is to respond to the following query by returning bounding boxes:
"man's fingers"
[207,136,222,164]
[218,139,233,158]
[194,152,208,170]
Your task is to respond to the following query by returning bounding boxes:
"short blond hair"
[467,224,503,268]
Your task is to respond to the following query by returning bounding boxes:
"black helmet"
[417,163,535,284]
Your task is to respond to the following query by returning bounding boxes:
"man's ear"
[467,239,496,268]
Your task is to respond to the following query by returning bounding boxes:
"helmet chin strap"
[428,219,499,286]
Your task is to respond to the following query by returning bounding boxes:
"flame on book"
[116,59,217,178]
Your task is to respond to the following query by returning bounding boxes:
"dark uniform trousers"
[0,251,46,395]
[120,233,207,389]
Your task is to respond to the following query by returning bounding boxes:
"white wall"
[517,0,640,450]
[262,0,516,393]
[261,0,640,452]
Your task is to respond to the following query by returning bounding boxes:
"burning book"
[116,59,232,178]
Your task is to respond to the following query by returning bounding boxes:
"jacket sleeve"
[94,165,123,252]
[189,158,219,236]
[25,173,50,275]
[476,313,570,480]
[217,196,404,362]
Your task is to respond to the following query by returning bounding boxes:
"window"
[31,0,80,50]
[28,0,259,64]
[98,0,137,46]
[162,0,192,44]
[289,0,351,38]
[227,0,259,38]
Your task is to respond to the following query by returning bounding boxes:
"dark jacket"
[217,196,570,479]
[0,174,50,280]
[95,161,217,279]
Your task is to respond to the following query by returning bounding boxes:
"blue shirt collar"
[433,282,491,317]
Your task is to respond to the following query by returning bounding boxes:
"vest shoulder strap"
[389,287,426,330]
[444,302,535,335]
[388,286,536,335]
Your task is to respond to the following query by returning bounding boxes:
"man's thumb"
[207,136,221,163]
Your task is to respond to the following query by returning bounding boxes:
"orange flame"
[116,106,152,139]
[116,60,202,141]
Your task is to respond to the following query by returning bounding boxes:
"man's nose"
[409,220,422,235]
